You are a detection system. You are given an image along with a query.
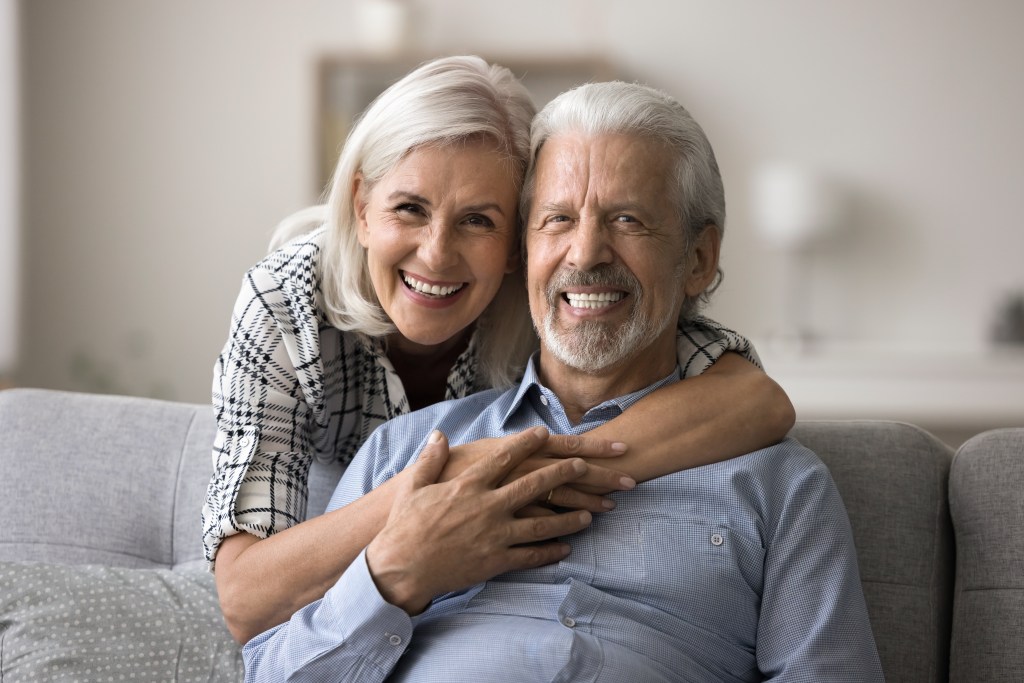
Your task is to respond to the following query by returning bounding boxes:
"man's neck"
[535,337,678,424]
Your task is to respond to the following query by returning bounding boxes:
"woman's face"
[355,139,520,355]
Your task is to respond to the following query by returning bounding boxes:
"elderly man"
[243,82,884,682]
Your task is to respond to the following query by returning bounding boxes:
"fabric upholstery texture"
[0,562,242,681]
[949,428,1024,682]
[792,421,954,683]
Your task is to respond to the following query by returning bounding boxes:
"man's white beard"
[536,264,679,374]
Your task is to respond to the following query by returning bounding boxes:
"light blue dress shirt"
[243,357,884,682]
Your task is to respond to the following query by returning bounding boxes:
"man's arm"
[241,428,597,682]
[756,453,885,681]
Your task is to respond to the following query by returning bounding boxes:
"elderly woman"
[204,55,794,644]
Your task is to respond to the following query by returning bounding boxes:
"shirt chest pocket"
[596,514,765,627]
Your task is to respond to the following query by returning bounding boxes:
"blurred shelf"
[756,342,1024,438]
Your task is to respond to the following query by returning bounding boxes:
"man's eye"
[615,214,637,223]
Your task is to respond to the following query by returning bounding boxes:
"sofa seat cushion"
[0,561,242,682]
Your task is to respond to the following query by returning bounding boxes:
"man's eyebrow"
[534,202,572,213]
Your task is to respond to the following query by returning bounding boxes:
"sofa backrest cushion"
[792,420,954,683]
[949,427,1024,682]
[0,389,217,569]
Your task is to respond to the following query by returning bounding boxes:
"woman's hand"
[439,431,636,512]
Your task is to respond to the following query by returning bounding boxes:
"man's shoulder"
[709,437,835,498]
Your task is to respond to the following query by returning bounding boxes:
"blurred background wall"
[6,0,1023,443]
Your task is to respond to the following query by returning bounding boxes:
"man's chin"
[543,329,633,374]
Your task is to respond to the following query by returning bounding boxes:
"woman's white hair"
[270,56,538,389]
[522,81,726,321]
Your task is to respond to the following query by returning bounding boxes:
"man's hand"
[441,432,636,512]
[365,427,596,615]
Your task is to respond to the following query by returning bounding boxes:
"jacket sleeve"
[676,315,762,378]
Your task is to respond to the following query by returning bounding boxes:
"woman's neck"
[386,329,472,411]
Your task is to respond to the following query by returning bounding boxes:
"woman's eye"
[395,203,423,215]
[465,213,495,228]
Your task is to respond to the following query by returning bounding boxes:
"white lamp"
[751,163,843,351]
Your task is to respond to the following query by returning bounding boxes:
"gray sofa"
[0,388,1020,682]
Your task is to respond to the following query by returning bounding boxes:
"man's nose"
[566,217,613,271]
[418,220,459,272]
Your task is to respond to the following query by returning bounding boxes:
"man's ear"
[353,173,370,247]
[683,225,722,298]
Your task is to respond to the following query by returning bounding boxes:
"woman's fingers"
[547,486,618,512]
[544,433,628,459]
[570,463,636,496]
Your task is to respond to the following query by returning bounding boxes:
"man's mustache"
[544,265,642,305]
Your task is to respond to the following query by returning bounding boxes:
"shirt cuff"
[319,548,415,669]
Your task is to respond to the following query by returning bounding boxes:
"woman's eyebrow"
[386,191,431,206]
[463,202,506,216]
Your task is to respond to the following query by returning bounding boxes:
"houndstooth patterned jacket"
[201,228,760,565]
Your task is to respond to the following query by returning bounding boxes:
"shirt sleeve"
[242,549,415,683]
[201,260,321,566]
[676,315,762,378]
[756,457,885,681]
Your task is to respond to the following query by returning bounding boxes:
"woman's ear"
[353,173,370,247]
[683,225,722,298]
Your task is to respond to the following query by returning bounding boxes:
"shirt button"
[711,533,724,546]
[561,616,576,628]
[388,634,403,646]
[239,435,252,449]
[540,394,549,406]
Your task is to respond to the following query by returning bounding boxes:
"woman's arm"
[215,476,400,644]
[215,434,633,644]
[584,353,795,483]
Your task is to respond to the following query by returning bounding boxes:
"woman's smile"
[401,271,467,300]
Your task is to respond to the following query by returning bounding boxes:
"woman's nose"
[418,221,459,272]
[566,218,613,271]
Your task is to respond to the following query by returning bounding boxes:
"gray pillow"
[0,561,243,682]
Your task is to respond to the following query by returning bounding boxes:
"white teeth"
[403,273,464,298]
[564,291,625,309]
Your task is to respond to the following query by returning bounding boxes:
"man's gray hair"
[269,56,538,389]
[522,81,726,320]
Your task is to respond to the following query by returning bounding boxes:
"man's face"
[525,132,693,374]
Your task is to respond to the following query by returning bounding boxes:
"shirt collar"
[500,353,682,429]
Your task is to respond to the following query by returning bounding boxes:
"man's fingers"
[500,542,574,573]
[544,434,628,459]
[507,509,593,548]
[461,426,550,485]
[498,457,588,510]
[409,430,451,488]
